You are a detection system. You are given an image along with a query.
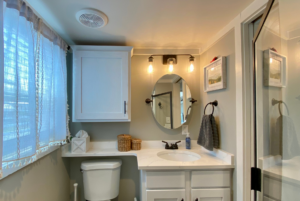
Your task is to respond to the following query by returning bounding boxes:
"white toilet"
[81,159,122,201]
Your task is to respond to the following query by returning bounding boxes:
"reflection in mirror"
[254,0,300,199]
[151,74,193,129]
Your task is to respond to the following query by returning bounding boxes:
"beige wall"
[199,29,236,200]
[0,149,70,201]
[199,29,236,155]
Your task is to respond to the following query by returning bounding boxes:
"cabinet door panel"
[74,50,128,120]
[191,188,230,201]
[191,170,230,188]
[147,189,185,201]
[146,171,185,189]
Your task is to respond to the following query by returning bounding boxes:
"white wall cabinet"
[72,46,133,122]
[140,170,232,201]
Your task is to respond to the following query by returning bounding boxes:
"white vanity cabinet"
[140,170,232,201]
[147,190,185,201]
[72,46,133,122]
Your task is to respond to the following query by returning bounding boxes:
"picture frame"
[204,57,227,92]
[263,49,286,87]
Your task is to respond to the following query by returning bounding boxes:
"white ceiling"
[26,0,254,48]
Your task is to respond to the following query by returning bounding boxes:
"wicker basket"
[117,134,132,152]
[131,138,142,150]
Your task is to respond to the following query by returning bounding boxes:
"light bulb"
[148,56,154,73]
[211,67,215,71]
[167,59,174,72]
[270,58,273,63]
[189,56,194,72]
[148,64,153,73]
[189,64,194,72]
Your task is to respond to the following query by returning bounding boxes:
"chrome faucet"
[162,141,181,149]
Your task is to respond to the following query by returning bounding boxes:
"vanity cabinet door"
[146,189,185,201]
[191,188,230,201]
[72,46,132,122]
[263,196,277,201]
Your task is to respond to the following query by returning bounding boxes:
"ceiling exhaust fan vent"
[76,9,108,28]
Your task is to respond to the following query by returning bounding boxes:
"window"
[0,1,69,179]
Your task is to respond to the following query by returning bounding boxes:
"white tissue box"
[71,136,90,153]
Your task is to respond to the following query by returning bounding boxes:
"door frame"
[237,2,267,201]
[152,91,173,129]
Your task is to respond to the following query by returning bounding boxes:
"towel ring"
[272,98,285,116]
[204,100,218,115]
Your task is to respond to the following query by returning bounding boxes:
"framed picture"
[204,57,226,92]
[263,49,286,87]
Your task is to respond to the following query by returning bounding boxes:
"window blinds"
[1,0,69,178]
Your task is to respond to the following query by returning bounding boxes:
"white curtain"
[1,0,68,177]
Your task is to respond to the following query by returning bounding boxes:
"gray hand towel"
[271,115,300,160]
[197,114,219,151]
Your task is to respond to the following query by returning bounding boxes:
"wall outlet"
[182,125,188,135]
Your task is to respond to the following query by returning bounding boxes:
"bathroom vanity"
[62,140,234,201]
[141,170,231,201]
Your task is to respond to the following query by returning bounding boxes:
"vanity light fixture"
[147,54,195,73]
[189,56,195,72]
[148,56,153,73]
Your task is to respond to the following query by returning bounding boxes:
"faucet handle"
[162,141,170,149]
[170,141,181,149]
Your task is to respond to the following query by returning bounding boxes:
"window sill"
[1,145,61,180]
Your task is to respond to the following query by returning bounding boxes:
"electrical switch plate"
[166,117,170,123]
[182,125,188,135]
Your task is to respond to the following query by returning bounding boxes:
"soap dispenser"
[186,133,191,149]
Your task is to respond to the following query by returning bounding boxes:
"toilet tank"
[81,159,122,201]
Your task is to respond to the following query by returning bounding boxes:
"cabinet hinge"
[251,167,261,191]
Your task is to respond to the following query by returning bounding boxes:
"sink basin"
[157,150,201,162]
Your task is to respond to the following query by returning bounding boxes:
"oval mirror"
[151,74,194,129]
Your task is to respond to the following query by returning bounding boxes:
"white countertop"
[62,140,234,170]
[260,155,300,185]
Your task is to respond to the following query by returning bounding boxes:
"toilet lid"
[81,159,122,170]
